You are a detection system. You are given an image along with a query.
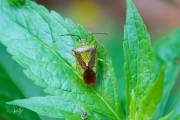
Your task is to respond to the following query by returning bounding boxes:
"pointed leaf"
[153,29,180,119]
[159,110,174,120]
[7,96,96,119]
[0,0,123,119]
[124,0,155,116]
[128,90,136,120]
[164,88,180,120]
[136,66,165,120]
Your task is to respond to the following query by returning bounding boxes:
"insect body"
[61,33,107,86]
[72,45,97,86]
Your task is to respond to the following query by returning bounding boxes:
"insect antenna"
[60,34,82,40]
[86,32,108,40]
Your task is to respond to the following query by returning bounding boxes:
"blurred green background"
[1,0,180,119]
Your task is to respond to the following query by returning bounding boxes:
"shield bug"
[61,33,107,86]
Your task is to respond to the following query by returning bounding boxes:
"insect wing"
[88,45,97,68]
[72,49,87,69]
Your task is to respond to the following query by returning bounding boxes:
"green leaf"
[153,62,179,120]
[136,65,165,120]
[7,96,97,119]
[159,110,174,120]
[153,29,180,119]
[124,0,155,116]
[164,86,180,120]
[154,29,180,63]
[0,0,123,119]
[174,114,180,120]
[128,90,136,120]
[0,43,41,120]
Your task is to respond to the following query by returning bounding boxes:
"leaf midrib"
[91,87,121,120]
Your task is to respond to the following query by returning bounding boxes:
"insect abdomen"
[83,68,96,86]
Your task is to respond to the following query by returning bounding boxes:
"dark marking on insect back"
[72,49,87,69]
[83,68,96,86]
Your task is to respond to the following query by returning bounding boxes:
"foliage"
[0,0,123,119]
[124,0,164,119]
[0,0,179,120]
